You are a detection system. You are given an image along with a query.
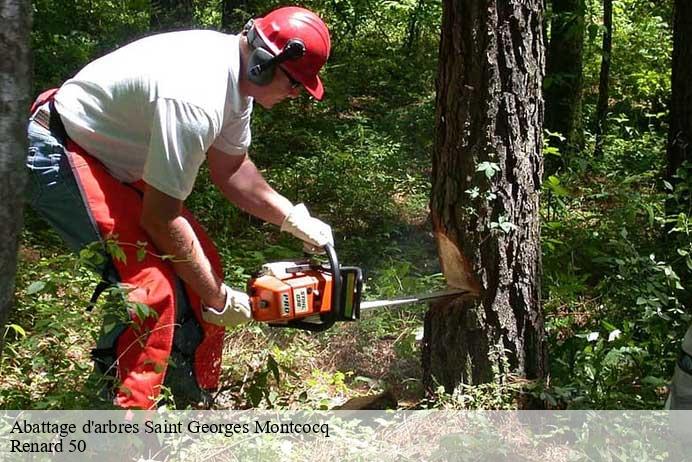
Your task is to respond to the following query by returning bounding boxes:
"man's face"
[254,66,303,109]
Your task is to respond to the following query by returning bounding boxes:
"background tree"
[593,0,613,157]
[422,0,547,401]
[544,0,586,169]
[222,0,250,33]
[0,0,31,359]
[666,0,692,197]
[403,0,427,52]
[150,0,195,31]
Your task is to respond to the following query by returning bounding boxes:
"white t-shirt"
[55,31,253,200]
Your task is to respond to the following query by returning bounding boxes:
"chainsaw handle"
[269,243,341,332]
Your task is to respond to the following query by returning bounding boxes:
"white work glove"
[280,203,334,253]
[201,283,252,327]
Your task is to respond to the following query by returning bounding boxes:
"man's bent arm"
[140,185,226,308]
[208,147,293,226]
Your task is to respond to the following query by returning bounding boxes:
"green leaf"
[102,314,122,334]
[601,320,617,331]
[131,302,158,322]
[545,176,569,196]
[7,324,26,337]
[248,385,262,407]
[136,247,146,262]
[26,281,46,295]
[476,161,500,179]
[645,205,655,227]
[106,241,127,263]
[544,146,561,157]
[642,376,667,386]
[267,355,281,383]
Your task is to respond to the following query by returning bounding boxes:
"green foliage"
[1,243,111,409]
[10,0,685,412]
[32,0,149,92]
[581,0,672,130]
[541,115,690,408]
[425,346,531,410]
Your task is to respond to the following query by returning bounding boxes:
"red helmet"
[252,6,331,100]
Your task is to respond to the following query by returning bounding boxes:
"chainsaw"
[249,244,466,332]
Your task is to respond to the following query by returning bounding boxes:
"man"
[26,6,333,408]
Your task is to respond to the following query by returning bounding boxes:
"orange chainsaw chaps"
[66,145,225,409]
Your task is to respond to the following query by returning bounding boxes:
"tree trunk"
[150,0,195,32]
[544,0,585,170]
[423,0,547,405]
[667,0,692,192]
[0,0,31,360]
[593,0,613,158]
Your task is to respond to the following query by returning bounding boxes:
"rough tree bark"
[422,0,547,403]
[544,0,585,168]
[667,0,692,193]
[593,0,613,158]
[0,0,31,359]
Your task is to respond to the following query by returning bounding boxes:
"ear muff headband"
[246,24,306,86]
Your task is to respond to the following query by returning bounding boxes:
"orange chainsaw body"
[249,263,334,323]
[248,246,363,332]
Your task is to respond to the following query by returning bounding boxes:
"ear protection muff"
[247,46,276,86]
[245,21,306,86]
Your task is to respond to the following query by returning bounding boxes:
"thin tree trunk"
[594,0,613,158]
[403,0,426,53]
[0,0,32,360]
[423,0,547,406]
[667,0,692,190]
[544,0,585,170]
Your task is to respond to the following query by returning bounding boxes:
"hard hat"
[251,6,331,100]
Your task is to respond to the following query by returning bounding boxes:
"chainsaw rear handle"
[268,243,341,332]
